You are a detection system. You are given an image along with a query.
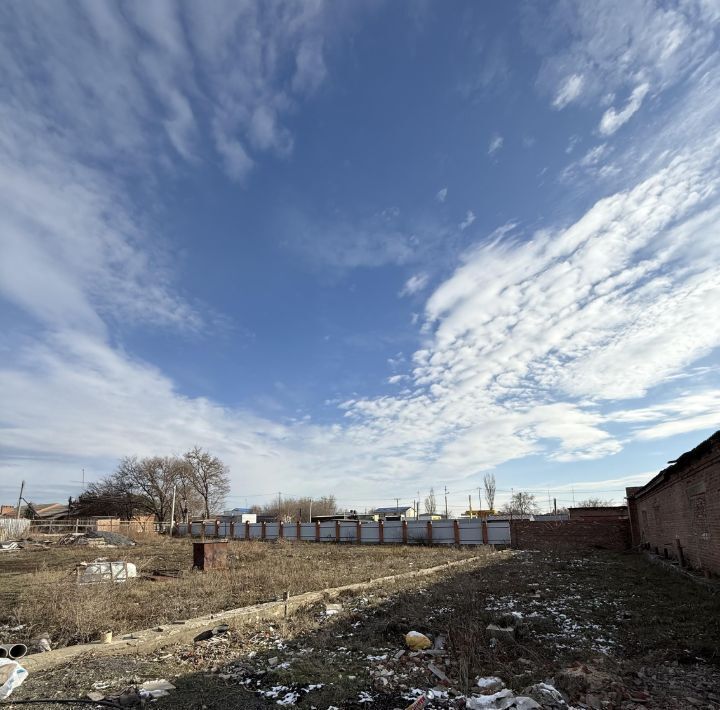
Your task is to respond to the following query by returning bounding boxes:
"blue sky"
[1,1,719,514]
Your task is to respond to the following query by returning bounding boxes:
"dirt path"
[5,550,720,709]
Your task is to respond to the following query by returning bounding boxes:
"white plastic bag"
[0,658,28,699]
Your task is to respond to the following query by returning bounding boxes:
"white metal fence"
[176,518,511,546]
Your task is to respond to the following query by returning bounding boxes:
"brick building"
[569,506,627,521]
[626,430,720,576]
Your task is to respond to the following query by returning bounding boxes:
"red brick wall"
[511,520,630,552]
[628,442,720,575]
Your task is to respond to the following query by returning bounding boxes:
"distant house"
[0,505,18,518]
[373,506,416,521]
[24,503,69,520]
[418,512,445,520]
[462,509,493,519]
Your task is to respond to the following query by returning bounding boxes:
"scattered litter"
[193,624,230,643]
[476,676,505,694]
[77,560,137,584]
[405,695,427,709]
[0,542,20,552]
[0,659,28,700]
[139,679,176,700]
[466,688,540,709]
[427,662,449,683]
[405,631,432,650]
[522,682,568,708]
[325,603,343,615]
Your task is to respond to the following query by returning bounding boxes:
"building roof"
[628,429,720,500]
[373,506,413,514]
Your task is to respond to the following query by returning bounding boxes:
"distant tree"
[258,495,338,522]
[483,473,497,511]
[576,497,614,508]
[500,491,539,516]
[184,447,231,519]
[424,488,437,515]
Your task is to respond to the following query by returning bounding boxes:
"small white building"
[373,506,416,521]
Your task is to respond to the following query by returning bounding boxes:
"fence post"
[335,520,340,543]
[481,520,489,545]
[201,521,206,540]
[261,521,266,541]
[296,521,301,541]
[453,519,460,546]
[402,520,408,544]
[215,519,220,538]
[245,521,250,540]
[427,520,433,544]
[315,521,320,542]
[356,520,362,544]
[379,520,384,545]
[229,521,235,539]
[279,521,284,539]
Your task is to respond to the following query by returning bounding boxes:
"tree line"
[73,447,230,522]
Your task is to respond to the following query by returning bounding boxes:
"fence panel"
[0,518,31,541]
[487,521,511,544]
[430,520,455,544]
[176,518,510,546]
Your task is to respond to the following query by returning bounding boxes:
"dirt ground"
[0,537,478,646]
[4,548,720,709]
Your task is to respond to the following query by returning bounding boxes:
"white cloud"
[436,187,448,203]
[534,1,715,112]
[553,73,584,109]
[599,83,650,135]
[488,134,504,155]
[400,273,430,297]
[459,211,476,231]
[0,2,340,182]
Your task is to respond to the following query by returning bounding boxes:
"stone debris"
[76,559,137,584]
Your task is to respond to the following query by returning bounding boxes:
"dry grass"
[1,537,479,647]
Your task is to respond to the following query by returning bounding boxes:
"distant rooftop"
[373,506,413,514]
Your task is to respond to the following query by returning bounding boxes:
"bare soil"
[3,548,720,709]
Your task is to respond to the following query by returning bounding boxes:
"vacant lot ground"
[0,538,478,647]
[5,549,720,709]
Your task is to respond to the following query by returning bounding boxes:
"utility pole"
[444,486,448,519]
[169,485,177,535]
[553,498,557,515]
[468,494,473,518]
[278,491,282,519]
[16,480,25,519]
[309,499,312,523]
[478,487,483,511]
[396,497,399,512]
[572,488,575,506]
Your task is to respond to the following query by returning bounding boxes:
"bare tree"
[500,491,539,516]
[483,473,497,511]
[424,488,437,515]
[254,495,338,522]
[184,447,230,519]
[577,497,614,508]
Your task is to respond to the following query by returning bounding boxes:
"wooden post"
[279,521,284,539]
[481,520,489,545]
[229,520,235,539]
[261,521,266,541]
[214,519,220,538]
[379,520,384,544]
[201,521,206,540]
[453,519,460,546]
[245,520,250,540]
[402,520,408,544]
[296,521,301,541]
[335,520,340,543]
[427,520,433,544]
[356,520,362,544]
[315,521,320,542]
